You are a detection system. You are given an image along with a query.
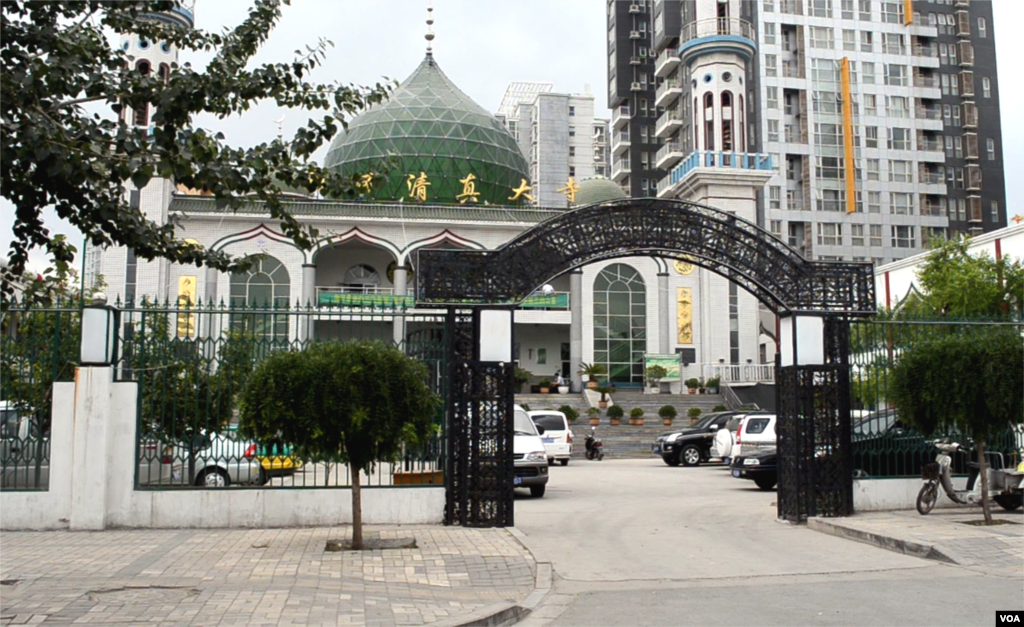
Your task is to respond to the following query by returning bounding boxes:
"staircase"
[515,390,726,459]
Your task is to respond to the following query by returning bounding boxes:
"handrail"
[679,18,756,44]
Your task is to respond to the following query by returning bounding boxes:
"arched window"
[738,93,745,151]
[721,91,734,152]
[229,256,291,340]
[343,264,380,292]
[159,63,170,84]
[703,92,715,151]
[592,264,647,386]
[136,60,151,75]
[133,60,151,127]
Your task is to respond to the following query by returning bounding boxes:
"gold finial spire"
[425,2,434,56]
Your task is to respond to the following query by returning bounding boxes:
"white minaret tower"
[659,0,772,374]
[109,1,195,303]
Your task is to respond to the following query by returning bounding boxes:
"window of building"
[883,32,905,55]
[851,224,865,247]
[764,23,777,45]
[939,43,948,65]
[889,160,912,182]
[569,105,575,117]
[811,58,838,83]
[858,0,871,19]
[951,106,960,126]
[991,200,999,221]
[886,95,908,118]
[640,125,648,142]
[891,225,915,248]
[982,77,991,98]
[887,127,911,150]
[810,27,835,49]
[770,220,783,236]
[880,1,904,23]
[940,74,950,95]
[891,192,913,214]
[958,198,966,221]
[817,156,844,179]
[860,31,873,53]
[955,166,964,188]
[230,256,291,340]
[592,264,647,385]
[987,138,996,160]
[814,123,842,147]
[862,94,876,116]
[870,224,883,246]
[978,16,986,38]
[944,135,954,157]
[843,29,856,51]
[865,126,878,148]
[884,64,907,87]
[817,222,842,246]
[948,44,957,65]
[817,189,845,212]
[810,0,833,17]
[569,146,576,157]
[954,136,963,158]
[770,185,782,209]
[862,62,875,84]
[768,119,780,142]
[569,126,576,136]
[765,54,778,77]
[766,86,778,109]
[867,158,880,180]
[841,0,855,19]
[764,0,775,12]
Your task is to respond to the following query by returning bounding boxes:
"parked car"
[711,411,770,462]
[735,413,777,458]
[529,410,573,466]
[139,431,267,488]
[225,423,302,478]
[514,405,549,497]
[730,447,778,490]
[652,411,736,467]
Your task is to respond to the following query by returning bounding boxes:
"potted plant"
[606,404,624,426]
[706,376,720,394]
[559,405,579,425]
[539,378,551,394]
[685,378,699,394]
[629,407,644,426]
[659,405,677,426]
[645,365,667,394]
[587,407,600,425]
[514,368,532,394]
[712,404,727,412]
[557,378,570,394]
[577,362,607,390]
[687,407,702,423]
[698,378,707,394]
[595,386,612,409]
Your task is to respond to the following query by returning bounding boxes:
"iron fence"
[1,299,81,490]
[114,299,448,490]
[848,315,1024,478]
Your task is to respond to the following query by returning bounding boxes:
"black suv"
[652,411,740,467]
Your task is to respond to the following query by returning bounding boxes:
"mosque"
[87,2,778,393]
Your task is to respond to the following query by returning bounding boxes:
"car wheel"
[548,458,555,466]
[559,459,568,466]
[993,493,1023,511]
[197,468,230,488]
[530,485,546,498]
[753,474,777,490]
[662,453,680,467]
[681,445,701,467]
[916,481,938,515]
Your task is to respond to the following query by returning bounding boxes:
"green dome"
[324,55,529,205]
[571,176,628,207]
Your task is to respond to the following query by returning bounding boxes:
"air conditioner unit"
[630,30,641,38]
[629,4,640,13]
[631,82,643,91]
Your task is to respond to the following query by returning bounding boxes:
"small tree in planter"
[595,386,613,409]
[577,362,607,389]
[698,378,707,394]
[645,365,668,393]
[559,405,579,425]
[629,407,645,426]
[685,378,699,394]
[659,405,677,426]
[586,406,601,425]
[514,368,533,394]
[706,377,720,394]
[539,378,552,394]
[712,404,728,412]
[687,407,702,423]
[606,404,624,426]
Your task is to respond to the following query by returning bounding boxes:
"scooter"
[917,439,1024,515]
[584,427,604,461]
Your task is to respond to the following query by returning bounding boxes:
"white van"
[528,410,573,466]
[514,405,550,497]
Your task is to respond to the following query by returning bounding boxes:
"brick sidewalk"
[0,526,537,627]
[809,508,1024,578]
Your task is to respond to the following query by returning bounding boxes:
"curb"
[807,518,957,565]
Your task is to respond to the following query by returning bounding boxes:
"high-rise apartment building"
[607,0,665,197]
[614,0,1006,265]
[497,82,608,206]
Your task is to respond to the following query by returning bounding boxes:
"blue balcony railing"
[667,151,774,188]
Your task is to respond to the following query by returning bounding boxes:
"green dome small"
[324,55,529,205]
[571,176,628,207]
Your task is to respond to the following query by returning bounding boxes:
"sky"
[2,0,1021,273]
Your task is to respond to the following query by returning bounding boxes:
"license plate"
[652,445,660,453]
[543,438,554,444]
[732,469,741,478]
[514,477,522,485]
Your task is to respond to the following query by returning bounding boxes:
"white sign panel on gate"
[479,310,512,362]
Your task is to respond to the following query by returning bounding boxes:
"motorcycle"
[917,439,1024,515]
[584,426,604,461]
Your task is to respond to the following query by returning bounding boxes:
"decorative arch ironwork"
[415,197,875,316]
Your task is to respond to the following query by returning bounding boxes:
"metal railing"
[913,74,938,88]
[655,141,682,164]
[655,79,682,103]
[782,62,803,78]
[915,106,942,120]
[655,110,682,136]
[655,48,680,73]
[918,139,942,151]
[701,363,775,383]
[664,151,774,190]
[679,18,757,45]
[919,171,944,185]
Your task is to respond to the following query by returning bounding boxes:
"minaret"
[113,1,196,303]
[658,0,772,374]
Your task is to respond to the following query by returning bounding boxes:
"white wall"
[854,477,969,512]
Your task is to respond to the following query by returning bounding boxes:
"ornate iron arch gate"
[414,198,876,526]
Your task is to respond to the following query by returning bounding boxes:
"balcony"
[655,141,684,169]
[956,10,971,36]
[659,151,774,197]
[962,102,978,128]
[911,44,939,68]
[612,104,632,130]
[655,47,680,78]
[966,165,982,191]
[913,74,937,88]
[317,286,413,309]
[782,61,803,79]
[919,169,944,185]
[915,105,942,121]
[612,130,631,156]
[964,133,979,160]
[779,0,803,16]
[960,71,975,97]
[958,42,974,66]
[918,138,942,152]
[654,109,683,138]
[784,125,804,143]
[612,158,631,182]
[655,78,683,108]
[968,196,982,223]
[678,18,757,60]
[630,55,642,66]
[920,195,945,217]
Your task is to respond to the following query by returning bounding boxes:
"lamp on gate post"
[80,293,119,366]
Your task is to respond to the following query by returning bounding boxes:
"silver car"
[139,431,266,488]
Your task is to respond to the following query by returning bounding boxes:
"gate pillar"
[444,308,516,527]
[776,315,853,523]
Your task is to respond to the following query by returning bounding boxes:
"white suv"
[529,410,573,466]
[735,414,777,458]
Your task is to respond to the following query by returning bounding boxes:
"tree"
[889,329,1023,523]
[238,340,441,549]
[1,1,391,303]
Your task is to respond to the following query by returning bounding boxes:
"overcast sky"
[2,0,1021,273]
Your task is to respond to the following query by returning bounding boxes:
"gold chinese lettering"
[677,287,693,344]
[557,177,581,203]
[456,173,480,204]
[406,172,430,201]
[508,178,534,203]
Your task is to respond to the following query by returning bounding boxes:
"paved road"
[513,458,1022,626]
